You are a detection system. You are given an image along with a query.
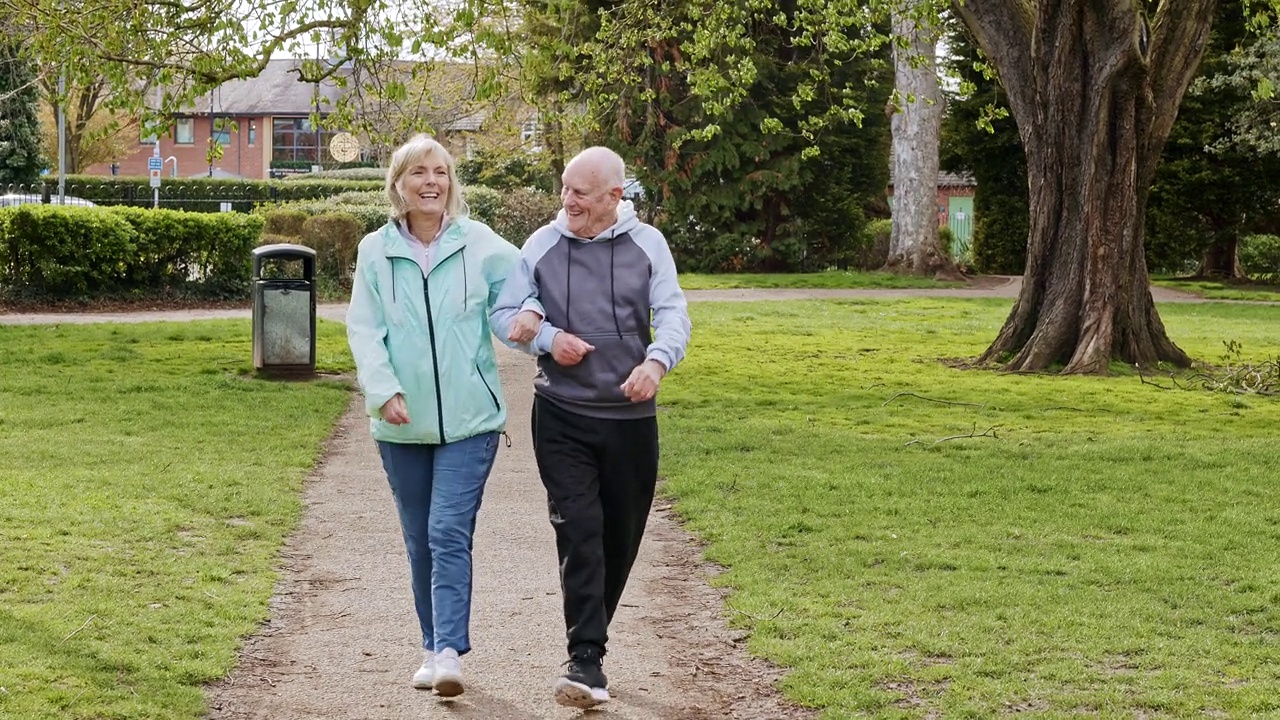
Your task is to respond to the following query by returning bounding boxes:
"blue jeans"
[377,432,498,655]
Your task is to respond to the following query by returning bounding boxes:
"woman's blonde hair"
[386,134,469,221]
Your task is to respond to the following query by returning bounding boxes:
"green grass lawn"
[678,271,963,291]
[660,298,1280,717]
[0,320,354,720]
[1153,277,1280,302]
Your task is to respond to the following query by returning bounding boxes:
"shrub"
[260,202,388,235]
[970,193,1028,274]
[852,218,892,271]
[457,149,554,192]
[282,167,388,182]
[465,186,558,246]
[302,213,363,288]
[1239,234,1280,283]
[19,176,386,213]
[0,206,262,299]
[491,187,560,246]
[1,206,136,297]
[263,209,309,237]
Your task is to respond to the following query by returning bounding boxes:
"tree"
[940,24,1029,275]
[1146,16,1280,278]
[0,39,43,186]
[886,4,956,278]
[36,77,135,173]
[526,0,891,272]
[953,0,1220,373]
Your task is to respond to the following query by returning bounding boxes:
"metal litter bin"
[252,244,317,375]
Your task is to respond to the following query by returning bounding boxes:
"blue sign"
[148,157,163,171]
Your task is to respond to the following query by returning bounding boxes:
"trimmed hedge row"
[5,176,384,213]
[0,206,263,299]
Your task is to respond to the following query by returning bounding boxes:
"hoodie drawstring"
[565,238,573,331]
[609,239,622,339]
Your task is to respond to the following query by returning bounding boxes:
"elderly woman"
[346,134,520,697]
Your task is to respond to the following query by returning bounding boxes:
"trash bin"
[252,243,317,375]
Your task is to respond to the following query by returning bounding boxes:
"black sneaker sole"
[554,678,609,708]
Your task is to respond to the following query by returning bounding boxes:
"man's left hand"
[621,359,666,402]
[508,309,543,344]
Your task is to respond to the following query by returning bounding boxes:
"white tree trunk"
[887,5,954,277]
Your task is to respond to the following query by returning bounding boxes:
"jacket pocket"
[476,362,501,412]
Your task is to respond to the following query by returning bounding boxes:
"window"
[271,117,336,164]
[175,118,194,144]
[520,119,538,143]
[248,120,257,146]
[212,117,234,146]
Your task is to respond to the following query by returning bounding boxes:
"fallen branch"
[726,603,785,622]
[882,392,986,408]
[60,614,98,645]
[934,425,1001,444]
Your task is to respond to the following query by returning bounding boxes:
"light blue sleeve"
[489,231,559,355]
[640,230,691,371]
[346,241,403,418]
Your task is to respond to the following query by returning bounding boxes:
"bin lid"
[253,243,317,261]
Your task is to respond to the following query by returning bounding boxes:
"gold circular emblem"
[329,133,361,163]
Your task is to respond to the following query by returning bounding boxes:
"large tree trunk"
[886,5,956,278]
[956,0,1217,373]
[1196,235,1245,278]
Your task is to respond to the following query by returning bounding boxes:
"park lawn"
[1153,277,1280,302]
[678,271,963,291]
[0,320,354,720]
[660,298,1280,718]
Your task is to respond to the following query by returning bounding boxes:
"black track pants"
[531,396,659,655]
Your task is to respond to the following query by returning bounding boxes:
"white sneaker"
[433,648,464,697]
[411,651,435,689]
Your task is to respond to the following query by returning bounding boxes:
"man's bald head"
[565,147,626,192]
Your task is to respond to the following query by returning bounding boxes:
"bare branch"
[882,392,987,408]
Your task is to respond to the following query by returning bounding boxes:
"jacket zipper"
[476,363,500,411]
[422,247,464,443]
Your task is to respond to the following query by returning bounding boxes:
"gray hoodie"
[490,200,691,419]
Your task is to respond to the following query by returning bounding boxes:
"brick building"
[85,60,344,180]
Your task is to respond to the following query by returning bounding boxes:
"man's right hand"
[380,394,411,425]
[508,309,543,344]
[551,332,595,366]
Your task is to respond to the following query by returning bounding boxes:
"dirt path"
[200,337,811,720]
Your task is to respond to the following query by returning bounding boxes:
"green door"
[948,195,975,259]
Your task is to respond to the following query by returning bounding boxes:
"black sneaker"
[554,646,610,708]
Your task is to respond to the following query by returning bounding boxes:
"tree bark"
[956,0,1217,373]
[1195,235,1245,278]
[886,4,957,278]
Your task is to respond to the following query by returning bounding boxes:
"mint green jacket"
[346,218,520,444]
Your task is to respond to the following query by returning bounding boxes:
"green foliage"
[488,187,560,246]
[32,176,384,213]
[457,148,554,192]
[1146,7,1280,276]
[0,206,262,299]
[465,185,559,246]
[853,218,893,271]
[1239,234,1280,282]
[970,194,1028,274]
[940,26,1028,276]
[570,4,892,272]
[301,213,363,288]
[0,42,44,185]
[0,206,134,296]
[262,209,309,237]
[259,202,388,235]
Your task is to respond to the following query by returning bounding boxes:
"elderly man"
[490,146,691,709]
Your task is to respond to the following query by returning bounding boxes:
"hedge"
[4,176,385,213]
[0,205,263,299]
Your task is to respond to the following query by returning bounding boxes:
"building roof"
[887,166,977,189]
[185,59,343,116]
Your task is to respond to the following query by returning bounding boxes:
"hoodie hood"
[551,200,640,241]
